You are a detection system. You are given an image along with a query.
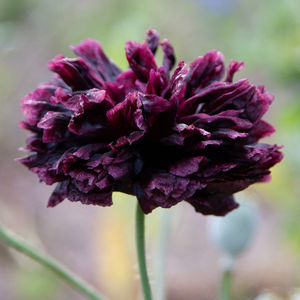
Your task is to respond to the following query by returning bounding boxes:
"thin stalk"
[220,270,233,300]
[0,221,109,300]
[135,202,153,300]
[153,209,171,300]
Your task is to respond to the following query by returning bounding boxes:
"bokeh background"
[0,0,299,299]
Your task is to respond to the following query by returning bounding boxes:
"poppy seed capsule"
[206,200,258,264]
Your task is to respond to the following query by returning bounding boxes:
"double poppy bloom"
[18,29,283,215]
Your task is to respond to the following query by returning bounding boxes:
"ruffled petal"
[71,38,122,81]
[160,39,176,75]
[225,60,244,83]
[144,29,160,54]
[37,111,71,143]
[125,41,157,82]
[68,90,114,135]
[187,195,239,216]
[47,55,89,91]
[106,92,147,136]
[184,50,225,98]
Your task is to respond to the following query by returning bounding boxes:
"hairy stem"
[0,221,109,300]
[135,202,153,300]
[153,209,171,300]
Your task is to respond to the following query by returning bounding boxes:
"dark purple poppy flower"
[17,29,283,215]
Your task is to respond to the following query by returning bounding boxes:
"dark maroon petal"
[22,86,53,104]
[68,168,98,187]
[47,55,89,91]
[240,85,274,124]
[173,123,211,140]
[52,73,72,91]
[182,179,207,199]
[19,121,42,133]
[72,143,109,160]
[134,184,160,214]
[103,81,124,104]
[68,183,113,206]
[53,145,108,178]
[196,162,238,178]
[94,172,113,189]
[184,50,225,98]
[37,111,72,143]
[105,69,138,103]
[52,148,78,174]
[18,151,68,185]
[139,93,170,116]
[160,39,176,74]
[51,88,80,112]
[32,165,67,185]
[180,110,252,131]
[21,133,63,154]
[144,29,160,54]
[21,99,67,126]
[169,156,207,177]
[68,90,114,135]
[225,60,244,83]
[134,173,184,214]
[135,80,147,94]
[158,132,185,146]
[17,151,55,168]
[206,83,256,116]
[107,161,133,180]
[21,85,65,126]
[145,68,170,97]
[112,147,133,163]
[48,180,70,207]
[211,128,248,140]
[75,177,98,193]
[114,69,138,93]
[170,177,192,198]
[125,41,157,82]
[198,144,283,184]
[145,93,178,140]
[144,173,175,198]
[49,177,114,207]
[187,140,223,151]
[112,131,145,148]
[202,178,254,196]
[71,38,122,81]
[170,61,188,97]
[242,120,275,144]
[106,92,147,136]
[178,79,253,118]
[201,143,266,165]
[70,57,106,89]
[159,123,211,146]
[187,195,239,216]
[259,143,283,170]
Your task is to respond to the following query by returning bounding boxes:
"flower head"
[18,29,283,215]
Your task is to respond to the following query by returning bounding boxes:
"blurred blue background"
[0,0,299,299]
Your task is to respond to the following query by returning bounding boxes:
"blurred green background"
[0,0,299,299]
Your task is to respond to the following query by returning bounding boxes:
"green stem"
[220,270,232,300]
[135,202,153,300]
[0,221,109,300]
[153,209,171,300]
